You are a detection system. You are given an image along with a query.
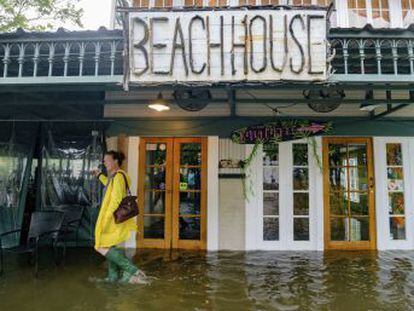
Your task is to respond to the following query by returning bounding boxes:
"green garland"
[232,120,332,199]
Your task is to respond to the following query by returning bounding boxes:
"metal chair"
[53,205,85,262]
[0,211,65,277]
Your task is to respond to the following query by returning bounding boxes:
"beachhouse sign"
[128,8,328,84]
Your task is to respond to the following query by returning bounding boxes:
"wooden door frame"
[137,137,173,249]
[172,137,208,250]
[323,137,377,250]
[137,137,208,250]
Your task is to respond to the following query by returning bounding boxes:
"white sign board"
[129,8,328,84]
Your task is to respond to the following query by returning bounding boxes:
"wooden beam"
[227,89,236,117]
[371,104,410,119]
[105,98,414,105]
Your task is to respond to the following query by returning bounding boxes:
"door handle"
[369,177,375,191]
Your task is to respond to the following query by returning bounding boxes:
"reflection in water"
[1,250,414,310]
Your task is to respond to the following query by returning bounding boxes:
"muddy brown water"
[0,249,413,311]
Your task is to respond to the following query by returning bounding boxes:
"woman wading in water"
[93,151,147,284]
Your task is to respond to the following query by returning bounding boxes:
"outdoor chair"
[0,211,65,277]
[53,205,85,261]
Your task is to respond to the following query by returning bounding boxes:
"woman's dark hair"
[105,150,126,166]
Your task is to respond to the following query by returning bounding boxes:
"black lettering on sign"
[220,15,224,76]
[249,15,267,73]
[150,17,169,75]
[231,15,248,76]
[269,14,288,73]
[189,15,207,74]
[289,14,305,75]
[132,17,149,76]
[170,17,189,76]
[207,16,224,76]
[307,15,324,75]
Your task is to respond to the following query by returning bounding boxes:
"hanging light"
[148,92,170,112]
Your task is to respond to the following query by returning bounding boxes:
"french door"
[323,137,376,250]
[137,137,207,249]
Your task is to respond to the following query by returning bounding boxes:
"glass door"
[138,138,173,248]
[138,137,207,249]
[323,137,376,250]
[172,138,207,249]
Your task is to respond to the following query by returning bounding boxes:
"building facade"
[1,1,414,251]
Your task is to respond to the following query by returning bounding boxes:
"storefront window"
[154,0,173,7]
[133,0,149,7]
[386,143,406,240]
[185,0,204,6]
[209,0,228,5]
[263,144,279,241]
[293,144,310,241]
[347,0,368,27]
[402,0,414,27]
[371,0,390,27]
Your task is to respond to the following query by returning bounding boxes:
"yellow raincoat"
[94,170,137,249]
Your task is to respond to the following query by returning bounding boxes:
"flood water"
[1,249,414,311]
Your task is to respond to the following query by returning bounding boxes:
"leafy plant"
[232,120,332,199]
[0,0,83,32]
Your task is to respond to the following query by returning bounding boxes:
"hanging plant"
[231,120,332,199]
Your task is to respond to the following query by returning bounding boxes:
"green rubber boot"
[106,260,120,283]
[105,247,148,285]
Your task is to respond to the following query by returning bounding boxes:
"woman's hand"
[91,169,100,177]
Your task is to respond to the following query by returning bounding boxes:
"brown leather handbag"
[113,172,139,224]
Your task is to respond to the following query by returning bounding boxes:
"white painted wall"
[207,136,220,251]
[124,136,140,248]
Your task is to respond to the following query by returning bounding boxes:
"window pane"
[144,191,165,214]
[329,144,347,167]
[348,0,368,28]
[179,167,201,190]
[386,144,403,166]
[180,143,202,165]
[387,167,404,191]
[330,192,349,216]
[263,167,279,190]
[348,144,367,166]
[264,192,279,216]
[263,144,278,166]
[349,167,368,191]
[179,192,201,215]
[388,192,405,215]
[293,144,308,166]
[144,216,164,239]
[263,217,279,241]
[133,0,149,7]
[331,217,347,241]
[349,192,368,215]
[390,217,406,240]
[294,218,309,241]
[293,168,309,190]
[329,167,347,192]
[350,217,370,241]
[179,217,200,240]
[146,143,167,165]
[294,193,309,215]
[145,166,166,190]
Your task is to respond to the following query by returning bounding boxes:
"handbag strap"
[114,171,132,196]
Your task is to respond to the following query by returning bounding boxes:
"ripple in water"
[1,249,414,310]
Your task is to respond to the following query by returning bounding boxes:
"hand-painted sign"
[231,120,331,144]
[129,8,328,84]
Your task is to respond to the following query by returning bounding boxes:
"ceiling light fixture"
[148,92,170,112]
